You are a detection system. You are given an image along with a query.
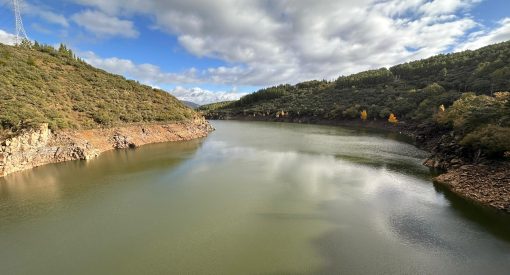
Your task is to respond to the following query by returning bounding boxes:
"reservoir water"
[1,121,509,274]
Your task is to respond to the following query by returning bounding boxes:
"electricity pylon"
[13,0,29,44]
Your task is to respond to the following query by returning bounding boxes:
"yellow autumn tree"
[436,104,447,121]
[388,113,398,124]
[360,110,368,121]
[276,110,286,118]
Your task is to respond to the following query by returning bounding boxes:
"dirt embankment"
[0,118,213,177]
[207,114,510,213]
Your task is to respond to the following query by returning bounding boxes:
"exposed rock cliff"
[0,119,213,177]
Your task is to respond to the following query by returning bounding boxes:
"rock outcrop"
[0,118,213,177]
[435,164,510,212]
[419,129,510,212]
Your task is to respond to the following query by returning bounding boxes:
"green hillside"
[0,42,196,138]
[203,41,510,157]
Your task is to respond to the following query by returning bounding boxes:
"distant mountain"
[0,42,198,137]
[181,101,201,109]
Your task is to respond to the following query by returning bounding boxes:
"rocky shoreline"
[0,118,213,177]
[206,114,510,213]
[434,163,510,212]
[420,126,510,213]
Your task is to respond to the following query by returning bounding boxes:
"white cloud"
[0,29,16,45]
[170,86,247,105]
[33,10,69,27]
[456,18,510,51]
[418,0,481,16]
[71,0,484,86]
[0,0,68,29]
[81,51,255,87]
[24,2,69,27]
[71,10,139,38]
[81,51,199,84]
[81,51,246,104]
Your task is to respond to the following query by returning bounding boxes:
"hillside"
[205,41,509,118]
[0,42,196,138]
[202,41,510,157]
[202,41,510,211]
[181,100,201,109]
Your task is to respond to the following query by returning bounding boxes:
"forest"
[200,41,510,157]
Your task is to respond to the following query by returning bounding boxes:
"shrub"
[92,112,113,126]
[343,105,360,118]
[461,125,510,156]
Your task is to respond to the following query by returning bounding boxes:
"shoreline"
[0,118,214,177]
[207,115,510,213]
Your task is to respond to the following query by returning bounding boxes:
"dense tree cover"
[390,42,510,93]
[0,42,195,137]
[231,84,294,107]
[204,80,462,122]
[336,68,394,89]
[204,41,510,156]
[437,92,510,156]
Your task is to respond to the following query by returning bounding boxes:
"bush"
[438,92,508,133]
[461,125,510,156]
[92,112,113,126]
[424,83,445,93]
[343,105,360,118]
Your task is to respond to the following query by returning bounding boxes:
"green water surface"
[1,121,509,274]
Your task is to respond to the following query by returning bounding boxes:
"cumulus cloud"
[418,0,481,16]
[25,2,69,27]
[33,10,69,27]
[81,51,247,104]
[72,10,139,38]
[71,0,484,86]
[456,18,510,51]
[81,51,199,84]
[0,0,68,28]
[82,51,259,87]
[0,29,16,45]
[169,87,247,105]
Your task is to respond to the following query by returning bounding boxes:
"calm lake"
[1,121,509,274]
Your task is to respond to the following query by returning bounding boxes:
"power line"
[13,0,28,44]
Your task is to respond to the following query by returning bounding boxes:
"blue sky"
[0,0,509,104]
